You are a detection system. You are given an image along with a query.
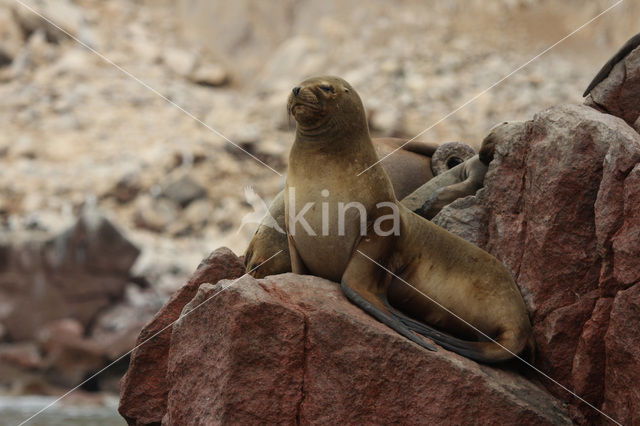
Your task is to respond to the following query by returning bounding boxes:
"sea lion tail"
[382,295,524,363]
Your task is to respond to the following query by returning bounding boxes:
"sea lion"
[583,32,640,97]
[402,154,488,220]
[245,137,477,278]
[285,75,533,362]
[402,127,502,220]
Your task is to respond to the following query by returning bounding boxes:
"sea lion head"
[288,76,368,136]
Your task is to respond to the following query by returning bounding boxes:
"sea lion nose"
[292,86,301,96]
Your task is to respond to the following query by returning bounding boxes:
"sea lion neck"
[294,115,371,149]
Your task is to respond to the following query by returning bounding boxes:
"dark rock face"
[432,104,640,424]
[120,253,570,425]
[160,175,207,208]
[0,208,150,393]
[0,208,140,342]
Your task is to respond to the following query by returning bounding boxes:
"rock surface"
[120,251,571,425]
[118,247,245,425]
[602,283,640,425]
[432,103,640,424]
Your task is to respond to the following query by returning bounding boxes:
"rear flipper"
[342,240,525,363]
[340,279,437,352]
[380,293,517,364]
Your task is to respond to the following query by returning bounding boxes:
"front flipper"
[341,240,436,352]
[287,233,309,275]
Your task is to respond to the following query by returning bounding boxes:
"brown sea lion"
[245,137,476,278]
[402,125,502,220]
[583,32,640,97]
[402,154,488,220]
[285,75,533,362]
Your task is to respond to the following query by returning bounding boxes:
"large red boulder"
[118,247,245,425]
[122,258,570,425]
[432,104,640,424]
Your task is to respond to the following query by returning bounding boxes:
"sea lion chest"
[286,145,390,282]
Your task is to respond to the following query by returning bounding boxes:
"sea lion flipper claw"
[340,278,437,352]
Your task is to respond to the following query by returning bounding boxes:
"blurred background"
[0,0,638,423]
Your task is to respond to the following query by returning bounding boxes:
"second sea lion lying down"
[402,154,488,220]
[283,75,533,363]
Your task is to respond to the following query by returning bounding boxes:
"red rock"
[118,247,245,426]
[585,43,640,129]
[611,163,640,286]
[602,283,640,425]
[0,342,43,370]
[481,120,532,279]
[160,273,570,425]
[570,298,613,424]
[534,291,598,391]
[595,133,640,296]
[0,342,46,394]
[431,105,640,423]
[488,106,614,322]
[165,277,305,425]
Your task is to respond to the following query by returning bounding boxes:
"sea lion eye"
[320,84,334,93]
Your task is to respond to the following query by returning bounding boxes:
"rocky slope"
[119,45,640,425]
[121,249,571,425]
[1,0,640,410]
[432,46,640,424]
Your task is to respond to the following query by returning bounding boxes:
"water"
[0,396,125,426]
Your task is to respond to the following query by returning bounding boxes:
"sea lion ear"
[344,87,350,93]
